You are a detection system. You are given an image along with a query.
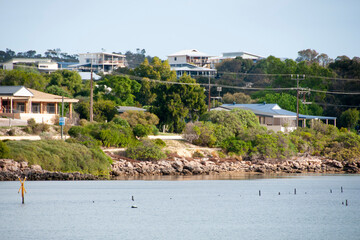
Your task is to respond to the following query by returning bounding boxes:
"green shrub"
[192,151,204,158]
[111,116,130,128]
[133,124,153,138]
[7,140,112,176]
[126,139,166,161]
[153,139,166,148]
[120,111,159,127]
[79,119,88,126]
[221,138,252,156]
[69,122,134,147]
[27,118,36,127]
[7,129,16,136]
[0,141,10,158]
[182,122,217,147]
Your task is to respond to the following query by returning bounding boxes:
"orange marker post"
[18,177,27,204]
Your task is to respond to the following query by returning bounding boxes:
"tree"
[95,75,141,105]
[151,74,207,133]
[0,69,48,90]
[46,70,83,96]
[223,92,252,104]
[296,49,319,63]
[340,108,359,130]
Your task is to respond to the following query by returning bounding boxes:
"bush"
[200,108,259,135]
[133,124,153,138]
[0,141,10,158]
[7,129,16,136]
[126,139,166,161]
[111,116,130,128]
[79,119,88,126]
[120,111,159,127]
[69,122,134,148]
[153,139,166,148]
[182,122,217,147]
[221,138,252,156]
[7,140,112,176]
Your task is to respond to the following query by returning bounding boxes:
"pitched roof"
[28,88,79,103]
[220,103,336,120]
[0,86,33,96]
[168,49,212,57]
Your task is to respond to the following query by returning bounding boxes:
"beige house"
[0,86,78,124]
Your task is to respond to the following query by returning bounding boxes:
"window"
[46,103,55,114]
[174,57,177,61]
[16,102,25,113]
[32,103,41,113]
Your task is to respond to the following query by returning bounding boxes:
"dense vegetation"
[6,140,111,175]
[184,109,360,162]
[1,48,360,166]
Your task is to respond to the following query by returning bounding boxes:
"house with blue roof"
[212,103,336,132]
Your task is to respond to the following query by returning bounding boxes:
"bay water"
[1,174,359,240]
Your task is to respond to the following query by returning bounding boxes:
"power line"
[119,73,360,95]
[217,71,360,82]
[313,102,360,108]
[310,89,360,95]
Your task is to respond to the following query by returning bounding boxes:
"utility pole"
[292,74,306,128]
[208,74,211,111]
[61,96,64,139]
[90,58,94,122]
[296,75,299,128]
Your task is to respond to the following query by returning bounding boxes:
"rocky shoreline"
[1,155,359,181]
[0,159,97,181]
[110,154,360,177]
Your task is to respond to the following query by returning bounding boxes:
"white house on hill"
[168,49,216,78]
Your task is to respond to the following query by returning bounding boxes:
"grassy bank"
[6,140,112,176]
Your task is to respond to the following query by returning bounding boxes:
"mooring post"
[259,190,261,196]
[346,200,348,206]
[294,188,296,195]
[278,192,280,195]
[341,186,343,193]
[18,177,27,204]
[330,189,332,193]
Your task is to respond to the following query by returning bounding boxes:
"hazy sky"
[1,0,359,60]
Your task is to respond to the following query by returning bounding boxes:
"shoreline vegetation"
[1,109,360,181]
[0,155,359,181]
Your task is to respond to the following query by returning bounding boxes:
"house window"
[16,102,25,113]
[174,57,177,61]
[46,103,55,114]
[32,103,41,113]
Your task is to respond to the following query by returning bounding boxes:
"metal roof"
[220,103,336,120]
[0,86,32,96]
[117,106,147,113]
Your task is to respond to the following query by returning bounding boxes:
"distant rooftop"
[117,106,147,113]
[219,103,336,120]
[168,49,213,57]
[79,52,125,57]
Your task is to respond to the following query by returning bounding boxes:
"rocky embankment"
[1,155,359,181]
[110,154,360,177]
[0,159,97,181]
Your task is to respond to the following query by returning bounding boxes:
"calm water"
[1,175,359,240]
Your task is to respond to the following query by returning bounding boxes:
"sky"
[1,0,360,60]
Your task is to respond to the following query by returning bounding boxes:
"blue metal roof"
[221,103,336,120]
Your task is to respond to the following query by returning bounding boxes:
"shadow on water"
[112,173,332,181]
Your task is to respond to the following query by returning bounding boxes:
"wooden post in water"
[330,189,332,193]
[294,188,296,195]
[18,177,27,204]
[341,186,343,193]
[346,200,348,206]
[259,190,261,196]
